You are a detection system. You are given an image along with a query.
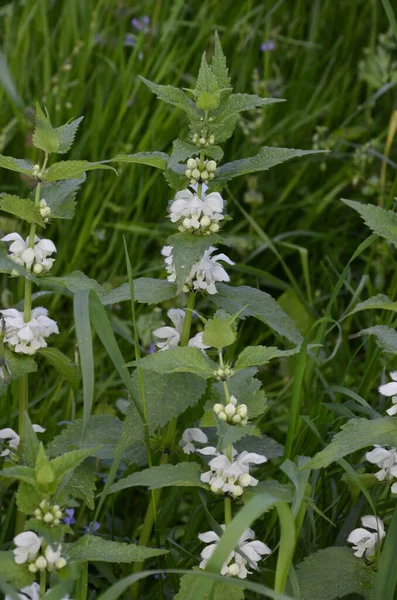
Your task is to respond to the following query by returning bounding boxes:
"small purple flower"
[131,16,150,31]
[64,508,76,526]
[260,40,276,52]
[148,343,156,354]
[85,521,100,534]
[124,33,136,47]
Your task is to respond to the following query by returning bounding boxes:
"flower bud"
[239,473,252,487]
[200,215,211,228]
[187,158,196,169]
[192,168,200,179]
[53,519,60,526]
[28,564,38,573]
[230,396,238,406]
[39,499,47,510]
[35,556,47,570]
[225,403,236,417]
[208,135,215,145]
[238,404,248,418]
[185,169,192,177]
[210,484,222,494]
[33,264,43,274]
[44,512,54,523]
[201,170,209,181]
[213,403,223,415]
[199,137,206,145]
[218,411,227,421]
[54,510,62,519]
[232,485,243,497]
[34,509,42,518]
[209,223,219,233]
[183,218,191,229]
[207,160,217,172]
[55,557,67,569]
[228,563,240,576]
[232,414,241,424]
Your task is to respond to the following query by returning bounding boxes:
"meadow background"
[1,0,397,596]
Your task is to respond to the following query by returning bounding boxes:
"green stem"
[40,569,46,596]
[180,292,196,346]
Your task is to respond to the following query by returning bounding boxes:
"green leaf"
[195,55,220,110]
[0,350,37,395]
[23,413,40,468]
[342,198,397,245]
[102,277,177,306]
[345,294,397,317]
[375,501,397,600]
[46,270,105,295]
[305,417,397,469]
[216,420,259,450]
[175,574,244,600]
[213,284,303,346]
[133,347,217,378]
[140,76,199,118]
[211,32,231,93]
[110,151,169,169]
[359,325,397,353]
[0,551,34,588]
[295,547,374,600]
[221,93,283,115]
[35,443,54,487]
[57,117,84,153]
[50,446,99,484]
[38,347,80,390]
[110,462,206,494]
[0,465,36,485]
[44,160,116,182]
[169,139,224,163]
[25,518,72,545]
[168,233,221,293]
[203,315,236,350]
[16,482,42,514]
[48,416,123,461]
[32,107,60,154]
[211,147,322,187]
[74,290,94,431]
[0,155,33,175]
[234,345,301,370]
[64,461,97,510]
[211,368,267,420]
[0,194,44,225]
[235,433,284,459]
[38,177,86,220]
[67,535,168,563]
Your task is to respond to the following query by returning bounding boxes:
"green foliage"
[38,177,86,220]
[32,105,84,154]
[306,417,397,469]
[140,76,199,118]
[50,446,100,485]
[203,312,237,349]
[0,194,44,225]
[0,350,37,395]
[38,347,80,390]
[133,346,217,378]
[234,345,302,370]
[295,547,374,600]
[35,443,54,487]
[168,233,221,293]
[44,160,116,182]
[64,461,97,510]
[110,151,169,169]
[49,416,123,460]
[343,198,397,245]
[216,420,259,449]
[213,284,303,345]
[68,535,168,562]
[0,465,36,485]
[346,293,397,316]
[359,325,397,353]
[175,573,244,600]
[0,154,34,175]
[0,552,34,588]
[16,482,41,514]
[212,367,267,419]
[110,462,206,493]
[102,277,177,306]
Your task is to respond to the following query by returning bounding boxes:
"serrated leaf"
[0,155,33,175]
[48,416,123,461]
[211,32,231,93]
[235,434,284,459]
[342,198,397,245]
[67,535,168,562]
[221,93,283,115]
[35,443,54,487]
[168,233,221,293]
[175,573,244,600]
[25,518,72,545]
[64,461,97,509]
[0,194,44,225]
[44,270,105,295]
[38,347,80,390]
[38,177,85,220]
[110,151,169,169]
[234,345,301,370]
[16,482,42,514]
[0,350,37,395]
[306,417,397,469]
[295,547,374,600]
[359,325,397,353]
[346,294,397,317]
[32,109,60,154]
[50,446,100,484]
[213,284,303,345]
[140,76,199,118]
[169,139,224,163]
[163,166,188,190]
[44,160,116,182]
[0,465,36,485]
[196,53,219,95]
[110,462,206,494]
[57,116,84,153]
[102,277,177,306]
[203,316,236,349]
[216,420,259,449]
[133,346,217,378]
[211,147,322,187]
[0,551,34,588]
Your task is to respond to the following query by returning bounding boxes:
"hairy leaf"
[0,551,34,587]
[38,177,86,219]
[110,462,205,493]
[57,117,84,153]
[203,315,236,349]
[211,32,231,93]
[65,461,97,509]
[175,573,244,600]
[359,325,397,353]
[44,160,116,182]
[133,346,217,378]
[221,93,283,115]
[102,277,177,306]
[343,198,397,245]
[168,233,221,293]
[0,194,44,225]
[235,345,301,370]
[140,76,199,118]
[346,294,397,317]
[0,155,33,175]
[110,151,169,169]
[38,347,80,390]
[67,535,168,563]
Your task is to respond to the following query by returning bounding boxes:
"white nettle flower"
[0,307,58,354]
[169,188,224,234]
[5,582,40,600]
[379,371,397,416]
[0,425,45,457]
[180,428,209,454]
[13,531,42,564]
[200,449,267,498]
[45,544,67,570]
[152,308,210,352]
[347,515,385,558]
[214,394,248,426]
[365,445,397,483]
[2,233,56,274]
[188,247,234,295]
[199,526,271,578]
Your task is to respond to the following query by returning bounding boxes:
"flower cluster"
[199,526,271,578]
[34,499,63,526]
[213,395,248,426]
[13,531,67,573]
[152,308,209,351]
[162,245,233,295]
[214,365,234,380]
[169,188,224,235]
[192,132,215,147]
[379,371,397,415]
[200,448,267,498]
[184,157,217,186]
[5,582,73,600]
[2,233,56,274]
[347,516,385,559]
[0,307,58,355]
[365,445,397,492]
[39,199,51,221]
[0,425,45,458]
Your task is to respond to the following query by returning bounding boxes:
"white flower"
[347,515,385,558]
[13,531,42,564]
[0,307,58,354]
[365,445,397,482]
[180,428,208,454]
[199,526,271,578]
[213,395,248,426]
[0,424,45,457]
[161,245,176,282]
[200,449,267,498]
[153,308,210,352]
[379,371,397,415]
[169,188,224,235]
[188,247,234,295]
[5,583,40,600]
[2,233,56,274]
[45,545,62,568]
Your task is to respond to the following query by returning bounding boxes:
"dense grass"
[1,0,397,597]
